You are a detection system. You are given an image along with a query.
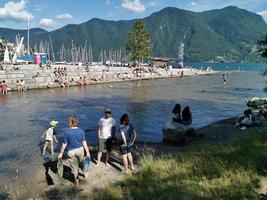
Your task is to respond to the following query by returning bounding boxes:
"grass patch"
[90,131,267,200]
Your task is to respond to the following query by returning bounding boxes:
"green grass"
[90,132,267,200]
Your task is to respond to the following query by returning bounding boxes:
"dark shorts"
[98,138,112,152]
[120,145,132,155]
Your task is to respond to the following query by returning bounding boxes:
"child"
[42,120,59,156]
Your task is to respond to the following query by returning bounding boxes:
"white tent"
[4,46,10,64]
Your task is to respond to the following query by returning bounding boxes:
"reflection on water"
[0,71,266,186]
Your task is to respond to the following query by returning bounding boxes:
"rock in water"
[247,97,267,108]
[162,121,193,143]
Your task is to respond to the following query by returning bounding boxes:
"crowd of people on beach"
[76,76,89,86]
[41,108,136,186]
[0,79,28,94]
[0,63,198,93]
[16,79,27,92]
[53,67,70,87]
[39,63,52,70]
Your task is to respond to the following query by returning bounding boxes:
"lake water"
[0,63,266,188]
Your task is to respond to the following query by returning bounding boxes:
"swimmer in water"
[222,74,227,85]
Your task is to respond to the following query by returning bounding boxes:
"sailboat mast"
[27,16,30,55]
[49,35,55,61]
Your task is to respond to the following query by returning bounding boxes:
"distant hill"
[0,6,266,62]
[0,28,47,43]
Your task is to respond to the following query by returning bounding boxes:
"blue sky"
[0,0,266,31]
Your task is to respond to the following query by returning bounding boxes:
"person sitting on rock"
[257,108,267,120]
[16,80,22,92]
[20,79,27,91]
[240,109,253,128]
[182,106,192,125]
[235,109,258,129]
[83,76,88,85]
[76,77,84,86]
[172,104,182,123]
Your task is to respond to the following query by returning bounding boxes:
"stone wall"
[0,64,216,91]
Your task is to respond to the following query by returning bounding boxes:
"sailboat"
[4,46,10,64]
[12,37,24,64]
[12,52,17,64]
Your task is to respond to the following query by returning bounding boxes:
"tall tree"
[126,20,152,62]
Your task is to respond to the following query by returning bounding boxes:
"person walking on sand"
[41,120,59,156]
[119,114,136,174]
[58,115,90,186]
[95,108,116,167]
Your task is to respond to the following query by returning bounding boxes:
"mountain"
[200,6,267,60]
[0,6,266,62]
[0,28,47,43]
[145,7,239,61]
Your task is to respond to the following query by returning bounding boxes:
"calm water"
[0,63,266,187]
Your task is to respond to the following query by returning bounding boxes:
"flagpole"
[27,16,30,55]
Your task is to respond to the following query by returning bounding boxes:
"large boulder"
[247,97,267,108]
[162,121,193,143]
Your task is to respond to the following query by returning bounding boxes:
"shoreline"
[0,64,218,92]
[3,115,266,199]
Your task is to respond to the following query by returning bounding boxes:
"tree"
[258,35,267,58]
[126,20,152,62]
[258,35,267,77]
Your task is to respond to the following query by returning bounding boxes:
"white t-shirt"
[45,127,54,141]
[241,115,252,125]
[98,117,116,139]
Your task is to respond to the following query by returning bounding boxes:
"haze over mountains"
[0,6,267,62]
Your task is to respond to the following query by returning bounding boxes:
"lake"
[0,63,266,188]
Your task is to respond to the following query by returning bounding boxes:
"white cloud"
[147,2,157,8]
[190,2,197,6]
[121,0,145,13]
[257,10,267,22]
[55,13,73,20]
[0,0,34,23]
[39,18,56,27]
[34,4,45,12]
[106,0,115,5]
